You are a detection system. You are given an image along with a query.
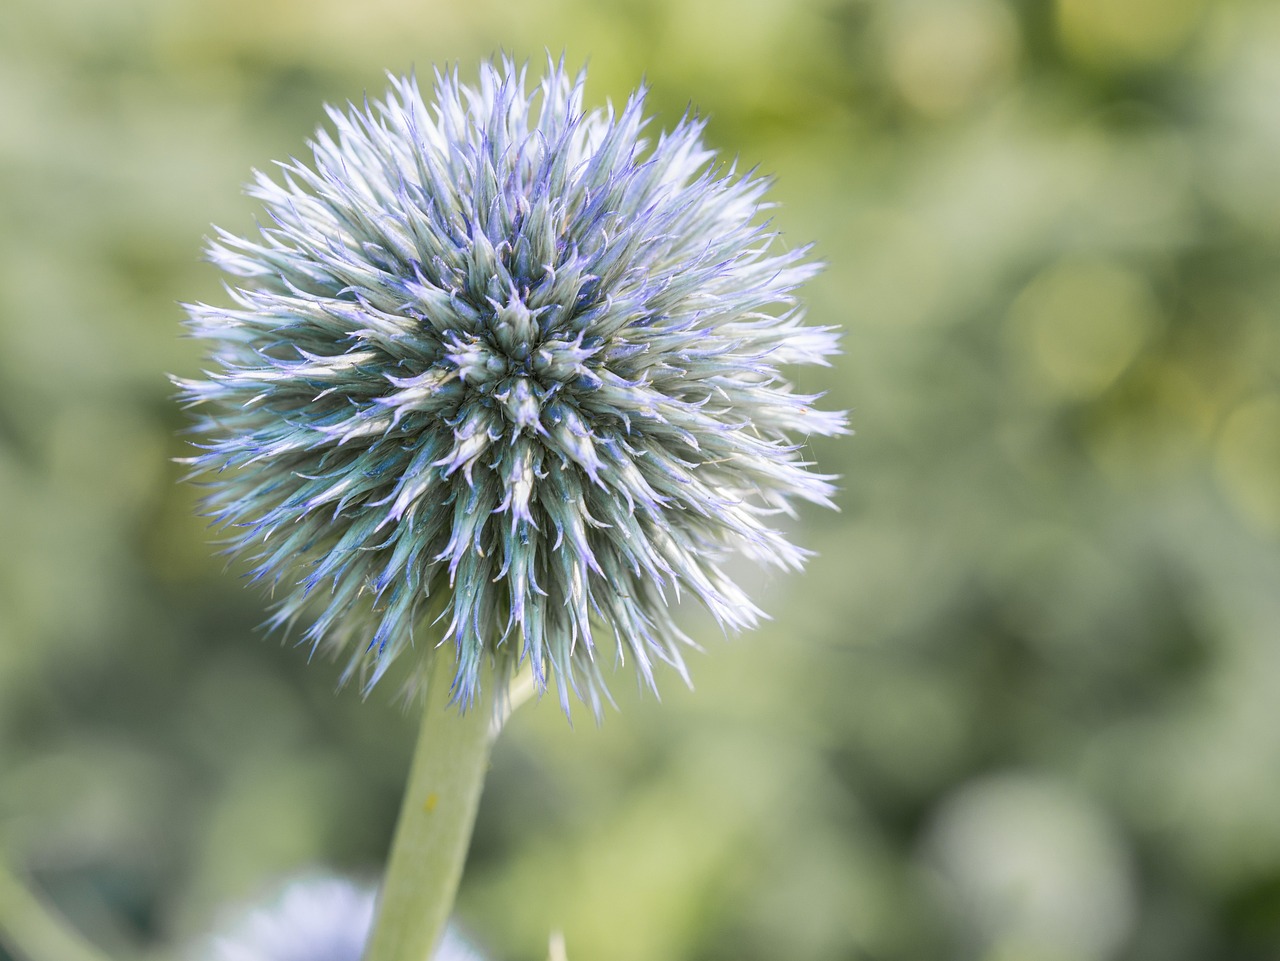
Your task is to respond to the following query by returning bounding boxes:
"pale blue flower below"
[202,877,484,961]
[176,57,846,715]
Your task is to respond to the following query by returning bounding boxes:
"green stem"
[0,859,117,961]
[363,654,497,961]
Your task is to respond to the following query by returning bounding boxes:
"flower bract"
[177,57,845,714]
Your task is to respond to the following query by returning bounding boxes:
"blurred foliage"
[3,0,1280,959]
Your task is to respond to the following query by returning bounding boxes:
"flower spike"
[177,56,845,716]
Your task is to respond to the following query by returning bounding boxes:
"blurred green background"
[3,0,1280,959]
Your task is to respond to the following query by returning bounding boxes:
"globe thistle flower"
[199,876,484,961]
[177,57,844,714]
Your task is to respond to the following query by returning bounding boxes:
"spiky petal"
[176,57,845,715]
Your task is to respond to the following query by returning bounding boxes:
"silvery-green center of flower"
[415,279,622,498]
[440,293,601,433]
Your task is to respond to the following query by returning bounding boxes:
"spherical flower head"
[198,876,484,961]
[177,57,845,715]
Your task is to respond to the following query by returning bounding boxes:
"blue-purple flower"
[177,57,844,714]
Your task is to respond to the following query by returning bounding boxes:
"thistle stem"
[0,859,117,961]
[363,654,497,961]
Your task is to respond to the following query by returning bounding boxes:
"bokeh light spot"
[1215,393,1280,535]
[1056,0,1207,68]
[1006,259,1158,401]
[886,0,1019,118]
[923,773,1135,961]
